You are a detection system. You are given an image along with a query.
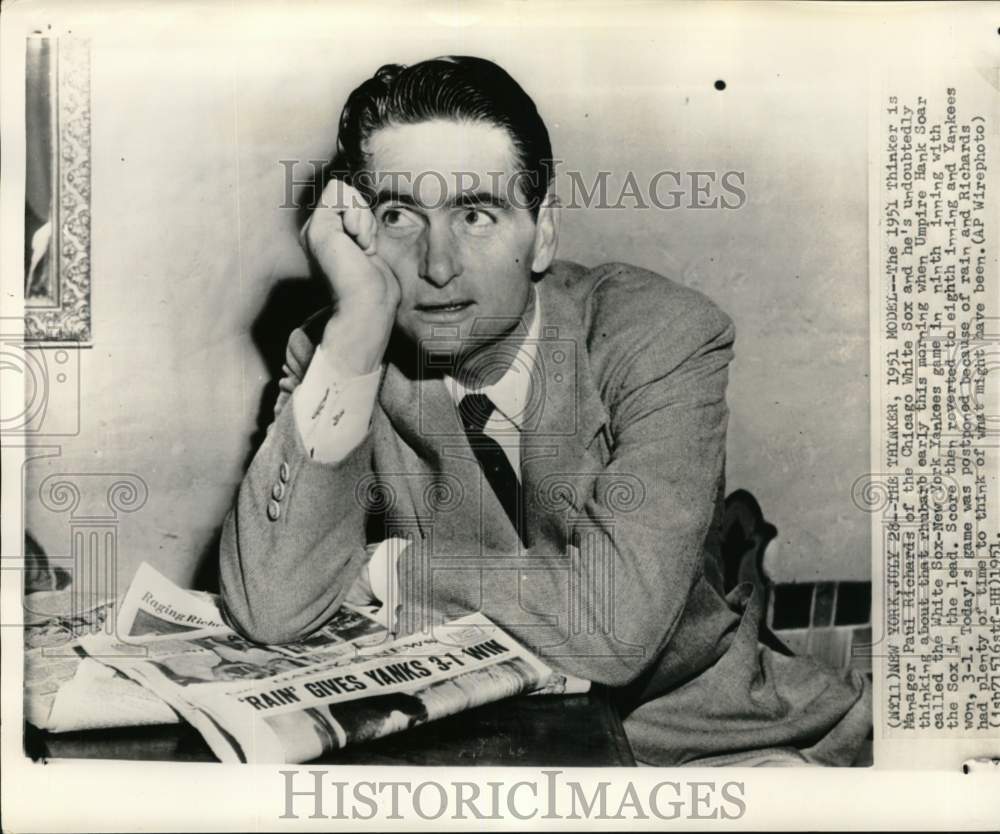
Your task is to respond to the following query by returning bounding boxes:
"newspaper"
[23,588,178,732]
[79,563,565,763]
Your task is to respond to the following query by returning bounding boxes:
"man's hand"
[300,179,400,375]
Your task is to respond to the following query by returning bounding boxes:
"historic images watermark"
[278,161,748,212]
[279,770,748,822]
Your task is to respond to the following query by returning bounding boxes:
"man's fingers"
[308,178,376,254]
[298,214,313,250]
[358,210,377,255]
[341,202,364,240]
[317,177,361,212]
[341,195,377,253]
[299,207,344,256]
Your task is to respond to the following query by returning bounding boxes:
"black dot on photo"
[714,79,726,91]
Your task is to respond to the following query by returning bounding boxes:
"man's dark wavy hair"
[330,55,554,215]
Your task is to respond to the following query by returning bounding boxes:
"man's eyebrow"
[371,188,511,211]
[449,191,511,210]
[371,189,420,209]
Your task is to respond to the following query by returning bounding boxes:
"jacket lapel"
[520,273,610,547]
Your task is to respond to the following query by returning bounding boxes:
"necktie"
[458,393,526,545]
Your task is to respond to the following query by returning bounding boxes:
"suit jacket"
[220,260,871,765]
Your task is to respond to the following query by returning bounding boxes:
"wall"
[24,6,878,591]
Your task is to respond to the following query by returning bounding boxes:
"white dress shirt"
[291,288,541,623]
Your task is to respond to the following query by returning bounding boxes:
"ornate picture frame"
[24,36,92,342]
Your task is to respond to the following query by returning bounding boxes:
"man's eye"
[462,209,495,227]
[379,208,418,229]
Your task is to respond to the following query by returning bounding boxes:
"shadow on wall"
[246,160,337,462]
[191,274,329,594]
[246,278,331,458]
[194,166,332,593]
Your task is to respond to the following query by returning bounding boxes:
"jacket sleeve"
[514,291,735,687]
[218,326,375,644]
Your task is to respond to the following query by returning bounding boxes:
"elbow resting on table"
[541,616,681,689]
[544,647,653,690]
[218,543,351,647]
[220,590,340,646]
[222,613,302,647]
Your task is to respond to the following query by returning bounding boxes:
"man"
[220,55,871,765]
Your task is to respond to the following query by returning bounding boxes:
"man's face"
[364,119,556,361]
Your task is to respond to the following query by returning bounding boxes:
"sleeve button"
[272,481,285,501]
[279,462,290,483]
[267,500,281,521]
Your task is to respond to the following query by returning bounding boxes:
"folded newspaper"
[24,588,180,731]
[27,561,588,762]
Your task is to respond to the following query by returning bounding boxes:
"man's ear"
[530,192,560,274]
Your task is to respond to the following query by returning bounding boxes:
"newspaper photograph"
[1,1,999,831]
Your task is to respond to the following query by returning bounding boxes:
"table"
[24,688,635,766]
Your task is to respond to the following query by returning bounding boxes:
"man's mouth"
[414,300,474,318]
[416,301,473,312]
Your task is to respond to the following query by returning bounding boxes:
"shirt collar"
[444,286,540,430]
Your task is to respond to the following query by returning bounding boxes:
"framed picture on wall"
[23,35,91,342]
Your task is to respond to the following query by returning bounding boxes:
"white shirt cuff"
[291,342,382,463]
[343,538,409,631]
[367,537,408,631]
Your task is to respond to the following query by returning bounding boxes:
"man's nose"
[418,224,462,287]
